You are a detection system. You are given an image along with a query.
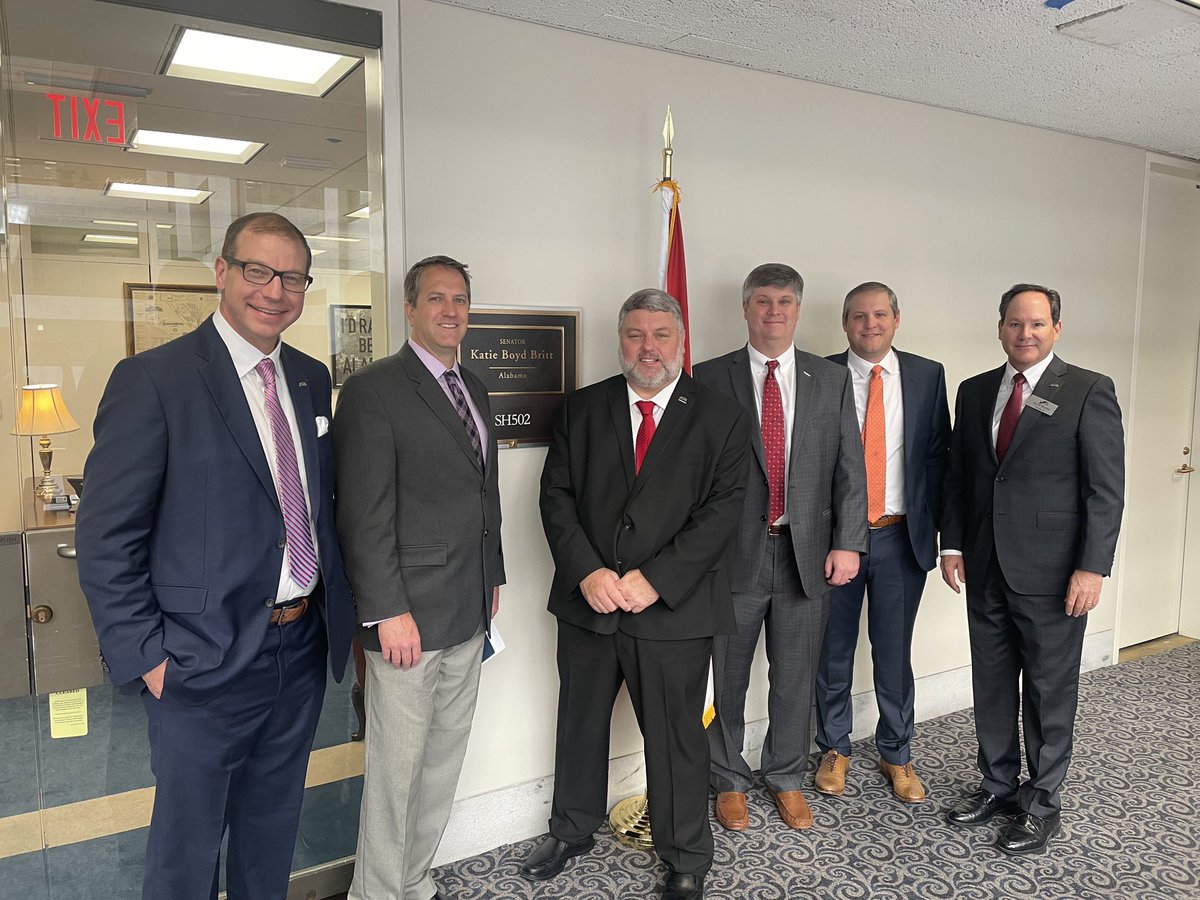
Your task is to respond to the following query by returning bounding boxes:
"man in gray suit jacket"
[695,263,868,833]
[941,284,1124,856]
[334,255,505,900]
[816,282,950,804]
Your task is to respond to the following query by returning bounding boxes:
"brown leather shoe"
[814,751,850,795]
[879,760,926,803]
[714,791,749,831]
[769,789,813,829]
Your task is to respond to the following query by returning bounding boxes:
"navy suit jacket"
[76,316,355,706]
[827,349,950,571]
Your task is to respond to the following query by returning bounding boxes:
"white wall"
[398,0,1146,822]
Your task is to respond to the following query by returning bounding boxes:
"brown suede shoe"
[814,751,850,796]
[714,791,749,830]
[769,789,813,829]
[879,760,926,803]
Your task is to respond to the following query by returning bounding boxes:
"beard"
[619,341,685,394]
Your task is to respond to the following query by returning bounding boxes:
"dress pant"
[141,601,327,900]
[349,627,484,900]
[816,522,926,765]
[967,552,1087,817]
[709,534,829,794]
[550,620,714,876]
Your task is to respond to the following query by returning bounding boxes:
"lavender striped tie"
[256,358,319,588]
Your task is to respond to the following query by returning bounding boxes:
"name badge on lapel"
[1025,396,1058,416]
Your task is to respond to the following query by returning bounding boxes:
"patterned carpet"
[432,644,1200,899]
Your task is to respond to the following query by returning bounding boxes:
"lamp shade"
[12,384,80,436]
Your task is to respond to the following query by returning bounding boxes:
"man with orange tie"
[695,263,866,834]
[814,282,950,803]
[521,289,750,900]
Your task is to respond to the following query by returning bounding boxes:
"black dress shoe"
[946,789,1019,826]
[996,812,1061,855]
[663,871,704,900]
[518,834,595,881]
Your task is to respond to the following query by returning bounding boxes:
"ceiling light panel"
[129,128,265,164]
[83,233,139,244]
[165,29,362,97]
[103,182,212,204]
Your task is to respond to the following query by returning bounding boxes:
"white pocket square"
[315,416,330,437]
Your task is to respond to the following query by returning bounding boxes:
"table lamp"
[12,384,80,501]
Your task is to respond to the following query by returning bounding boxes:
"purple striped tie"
[256,358,319,588]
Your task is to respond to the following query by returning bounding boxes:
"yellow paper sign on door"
[49,688,88,738]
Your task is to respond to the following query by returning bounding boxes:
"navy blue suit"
[816,349,949,765]
[76,316,354,899]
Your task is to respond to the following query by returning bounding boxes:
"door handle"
[1177,464,1196,474]
[56,543,76,559]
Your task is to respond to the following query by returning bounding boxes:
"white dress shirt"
[846,348,906,517]
[626,372,683,454]
[747,344,796,523]
[213,310,319,602]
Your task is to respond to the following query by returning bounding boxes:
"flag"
[655,178,691,374]
[655,158,712,727]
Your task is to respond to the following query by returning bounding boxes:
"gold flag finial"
[661,105,674,181]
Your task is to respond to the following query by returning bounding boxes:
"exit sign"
[38,92,136,146]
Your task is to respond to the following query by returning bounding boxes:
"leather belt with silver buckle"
[868,514,906,530]
[767,523,790,537]
[270,596,309,625]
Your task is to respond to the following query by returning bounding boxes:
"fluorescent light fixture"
[128,128,265,165]
[103,182,212,204]
[310,248,327,256]
[346,205,370,219]
[156,224,174,230]
[92,219,138,228]
[83,233,139,245]
[306,234,361,243]
[165,28,361,98]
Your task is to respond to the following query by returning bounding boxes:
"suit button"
[995,476,1006,483]
[483,530,489,537]
[623,523,632,532]
[617,558,623,566]
[264,598,274,607]
[760,515,768,522]
[763,479,769,487]
[276,539,286,549]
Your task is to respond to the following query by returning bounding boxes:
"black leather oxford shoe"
[518,834,595,881]
[996,812,1061,855]
[663,871,704,900]
[946,789,1019,827]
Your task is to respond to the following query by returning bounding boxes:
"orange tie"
[863,364,886,523]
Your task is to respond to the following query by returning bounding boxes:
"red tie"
[863,364,886,523]
[634,400,656,473]
[762,360,786,525]
[996,372,1026,462]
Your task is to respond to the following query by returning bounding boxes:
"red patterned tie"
[863,364,886,523]
[762,360,786,525]
[256,358,319,587]
[996,372,1026,462]
[634,400,656,473]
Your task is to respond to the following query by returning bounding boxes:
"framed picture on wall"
[124,283,220,356]
[329,304,373,388]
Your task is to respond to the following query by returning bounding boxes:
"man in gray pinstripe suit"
[696,263,868,832]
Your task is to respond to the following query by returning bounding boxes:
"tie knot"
[1013,372,1026,386]
[255,358,276,384]
[766,359,779,374]
[871,364,883,377]
[636,400,656,418]
[444,369,459,383]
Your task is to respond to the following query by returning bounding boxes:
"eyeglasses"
[225,257,313,293]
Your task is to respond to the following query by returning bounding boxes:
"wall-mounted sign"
[330,304,373,388]
[459,308,579,446]
[39,93,135,146]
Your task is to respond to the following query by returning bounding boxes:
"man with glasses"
[77,212,354,900]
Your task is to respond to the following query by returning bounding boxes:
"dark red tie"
[634,400,656,473]
[996,372,1026,461]
[762,360,786,524]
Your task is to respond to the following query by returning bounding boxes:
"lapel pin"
[1049,382,1059,389]
[678,396,688,404]
[298,381,308,387]
[802,370,812,377]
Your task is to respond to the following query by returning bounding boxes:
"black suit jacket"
[77,317,355,705]
[332,343,505,652]
[827,349,950,571]
[941,355,1125,596]
[540,373,752,640]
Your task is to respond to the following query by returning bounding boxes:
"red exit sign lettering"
[39,93,136,146]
